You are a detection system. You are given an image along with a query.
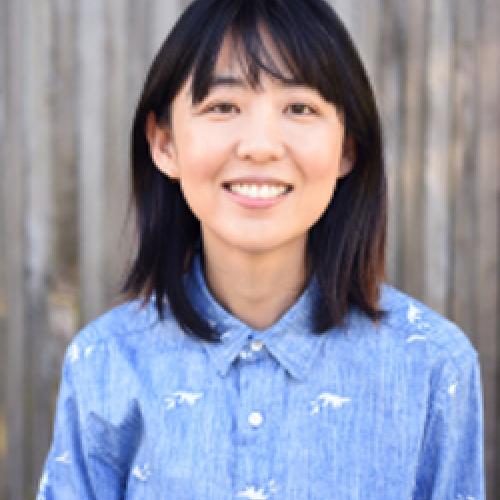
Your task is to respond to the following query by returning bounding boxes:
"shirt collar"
[183,248,330,381]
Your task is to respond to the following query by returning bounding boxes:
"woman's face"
[147,37,355,257]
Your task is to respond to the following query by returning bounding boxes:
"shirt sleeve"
[412,351,485,500]
[36,339,131,500]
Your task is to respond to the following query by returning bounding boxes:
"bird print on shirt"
[165,391,203,410]
[236,480,278,499]
[236,486,268,499]
[132,463,152,482]
[310,392,351,415]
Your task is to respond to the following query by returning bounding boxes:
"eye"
[205,102,239,114]
[286,103,318,115]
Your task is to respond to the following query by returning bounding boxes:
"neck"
[200,233,309,331]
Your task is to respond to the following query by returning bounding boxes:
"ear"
[145,111,180,180]
[339,133,356,178]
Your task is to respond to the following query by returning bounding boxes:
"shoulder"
[343,284,479,393]
[377,283,477,360]
[62,297,185,366]
[58,298,191,415]
[88,297,167,337]
[367,284,480,393]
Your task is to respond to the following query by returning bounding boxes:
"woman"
[37,0,484,498]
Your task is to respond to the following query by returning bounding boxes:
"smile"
[224,183,293,199]
[222,182,293,209]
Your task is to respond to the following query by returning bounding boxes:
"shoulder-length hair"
[122,0,387,341]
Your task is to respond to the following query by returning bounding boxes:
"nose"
[235,108,286,163]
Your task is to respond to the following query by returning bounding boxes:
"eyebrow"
[206,75,306,92]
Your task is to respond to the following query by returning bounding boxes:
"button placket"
[235,342,279,498]
[236,356,269,492]
[236,353,268,440]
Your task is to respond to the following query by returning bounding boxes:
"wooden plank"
[0,0,7,495]
[127,0,153,107]
[78,0,107,325]
[46,8,80,485]
[400,0,427,298]
[378,0,404,285]
[103,0,132,308]
[476,0,499,495]
[53,0,79,295]
[423,0,453,315]
[4,0,27,497]
[353,0,382,93]
[49,0,80,441]
[450,0,479,344]
[24,0,55,495]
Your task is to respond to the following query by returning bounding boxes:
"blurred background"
[0,0,498,498]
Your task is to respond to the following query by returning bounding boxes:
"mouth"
[222,182,294,199]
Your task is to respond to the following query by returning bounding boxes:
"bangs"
[187,0,346,106]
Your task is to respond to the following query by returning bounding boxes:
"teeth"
[228,183,289,198]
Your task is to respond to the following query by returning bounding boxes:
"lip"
[222,176,293,188]
[222,177,293,208]
[223,184,292,209]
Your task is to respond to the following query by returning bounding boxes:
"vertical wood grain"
[0,0,7,495]
[127,0,153,108]
[24,0,55,494]
[379,0,404,284]
[423,0,453,315]
[4,0,27,497]
[400,0,427,298]
[477,0,499,496]
[78,0,107,325]
[450,0,479,345]
[352,0,382,92]
[103,0,133,307]
[53,0,78,291]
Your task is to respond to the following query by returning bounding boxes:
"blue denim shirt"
[37,251,485,499]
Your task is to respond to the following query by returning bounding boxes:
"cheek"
[177,181,219,228]
[300,145,344,184]
[296,126,344,172]
[177,129,231,179]
[294,138,344,216]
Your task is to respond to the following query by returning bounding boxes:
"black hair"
[122,0,387,341]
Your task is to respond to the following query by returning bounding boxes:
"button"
[250,340,263,352]
[248,411,263,427]
[239,350,251,360]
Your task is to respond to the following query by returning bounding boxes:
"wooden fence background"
[0,0,498,498]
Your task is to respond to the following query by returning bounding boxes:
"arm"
[36,344,98,499]
[412,352,485,500]
[36,338,140,500]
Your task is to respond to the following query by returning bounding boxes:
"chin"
[222,233,306,256]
